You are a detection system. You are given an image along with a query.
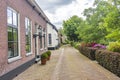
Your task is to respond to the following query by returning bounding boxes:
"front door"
[34,24,40,62]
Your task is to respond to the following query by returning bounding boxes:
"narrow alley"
[13,45,120,80]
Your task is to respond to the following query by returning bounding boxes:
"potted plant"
[46,51,51,60]
[41,53,48,65]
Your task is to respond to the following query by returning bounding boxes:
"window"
[25,17,31,53]
[7,7,19,59]
[44,34,46,48]
[40,28,42,49]
[43,29,46,48]
[48,33,52,45]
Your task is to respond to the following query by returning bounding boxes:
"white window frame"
[25,17,32,56]
[40,27,43,50]
[7,7,21,63]
[48,33,52,45]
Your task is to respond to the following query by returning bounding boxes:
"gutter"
[26,0,49,22]
[26,0,58,32]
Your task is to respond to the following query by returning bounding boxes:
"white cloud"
[35,0,95,29]
[35,0,74,12]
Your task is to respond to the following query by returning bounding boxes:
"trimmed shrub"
[46,50,51,56]
[41,53,48,59]
[41,52,48,65]
[78,46,98,60]
[46,50,51,60]
[95,50,120,77]
[80,42,97,47]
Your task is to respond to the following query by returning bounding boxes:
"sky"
[35,0,95,29]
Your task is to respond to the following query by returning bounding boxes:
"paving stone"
[13,46,120,80]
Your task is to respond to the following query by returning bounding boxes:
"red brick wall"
[0,0,47,76]
[0,0,8,76]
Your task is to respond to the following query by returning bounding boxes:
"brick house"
[0,0,50,79]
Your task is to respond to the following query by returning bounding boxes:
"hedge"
[78,46,120,77]
[78,46,98,60]
[95,50,120,77]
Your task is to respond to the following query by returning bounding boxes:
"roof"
[48,22,58,32]
[26,0,49,22]
[26,0,58,32]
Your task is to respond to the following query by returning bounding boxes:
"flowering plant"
[93,44,106,49]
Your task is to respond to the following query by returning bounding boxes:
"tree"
[79,0,111,43]
[103,7,120,41]
[62,0,120,44]
[81,0,120,43]
[63,15,82,41]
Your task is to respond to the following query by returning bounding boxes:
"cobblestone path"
[13,46,120,80]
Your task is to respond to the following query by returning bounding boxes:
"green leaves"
[107,42,120,53]
[63,15,82,41]
[63,0,120,44]
[103,6,120,41]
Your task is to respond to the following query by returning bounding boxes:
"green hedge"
[79,46,120,77]
[78,46,98,60]
[95,50,120,77]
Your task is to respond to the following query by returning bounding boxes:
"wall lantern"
[33,26,42,38]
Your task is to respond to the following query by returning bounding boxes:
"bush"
[79,44,120,77]
[70,41,74,46]
[41,53,48,59]
[74,43,80,49]
[93,44,106,49]
[80,42,96,47]
[95,50,120,77]
[78,46,98,60]
[107,42,120,53]
[65,39,70,44]
[80,42,86,47]
[46,50,51,56]
[80,42,91,47]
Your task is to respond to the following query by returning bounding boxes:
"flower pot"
[46,51,51,60]
[41,58,47,65]
[47,56,50,60]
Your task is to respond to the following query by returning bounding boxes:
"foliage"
[65,39,70,44]
[69,41,74,46]
[79,46,97,60]
[103,8,120,41]
[95,50,120,77]
[41,53,48,59]
[68,41,80,49]
[58,27,64,35]
[107,42,120,53]
[74,42,80,49]
[75,0,112,43]
[93,44,106,49]
[63,15,82,41]
[46,51,51,56]
[80,42,96,47]
[63,0,120,44]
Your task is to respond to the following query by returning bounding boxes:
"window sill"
[8,56,22,63]
[40,48,43,51]
[45,48,47,50]
[49,44,52,46]
[26,52,33,57]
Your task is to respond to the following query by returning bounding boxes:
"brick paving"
[13,46,120,80]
